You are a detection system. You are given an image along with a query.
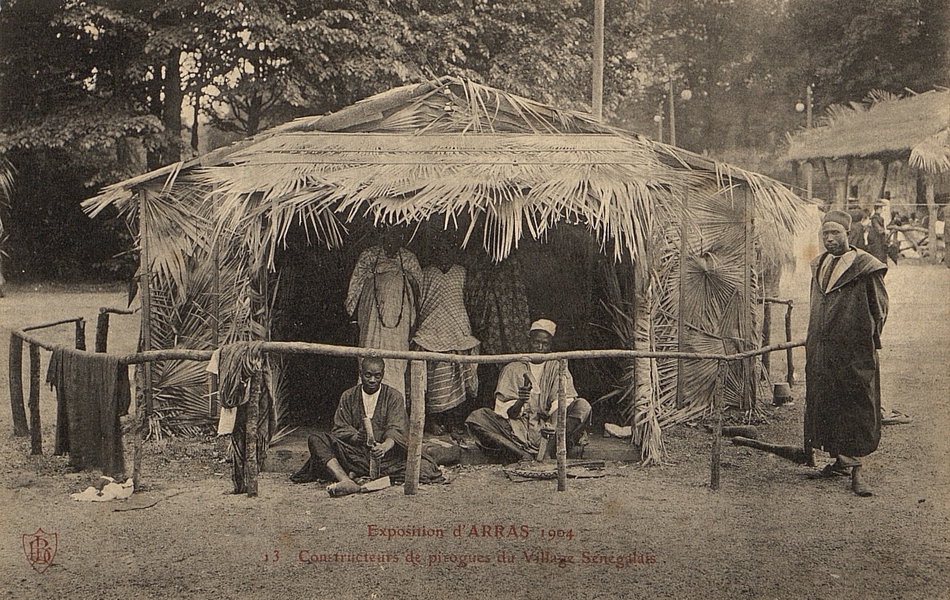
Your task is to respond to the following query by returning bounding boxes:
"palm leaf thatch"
[787,89,950,174]
[81,76,807,455]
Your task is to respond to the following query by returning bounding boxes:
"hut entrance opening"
[272,218,627,430]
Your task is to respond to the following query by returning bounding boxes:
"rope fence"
[9,314,805,497]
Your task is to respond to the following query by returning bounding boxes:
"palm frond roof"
[787,89,950,173]
[83,76,805,265]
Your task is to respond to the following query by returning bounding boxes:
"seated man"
[291,356,441,495]
[465,319,591,462]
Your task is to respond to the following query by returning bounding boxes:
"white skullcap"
[529,319,557,337]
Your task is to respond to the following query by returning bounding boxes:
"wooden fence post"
[9,334,28,436]
[74,319,86,351]
[28,343,42,455]
[785,302,795,386]
[709,359,726,490]
[130,367,146,489]
[404,360,426,495]
[556,359,568,492]
[95,311,110,353]
[245,370,262,498]
[762,301,772,372]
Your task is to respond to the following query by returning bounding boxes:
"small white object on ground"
[604,423,632,439]
[71,476,134,502]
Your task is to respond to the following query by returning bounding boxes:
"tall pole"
[591,0,604,122]
[669,76,676,147]
[805,84,813,200]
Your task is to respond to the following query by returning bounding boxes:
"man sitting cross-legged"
[465,319,591,462]
[291,356,442,495]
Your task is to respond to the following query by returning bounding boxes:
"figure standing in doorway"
[345,229,421,397]
[412,239,479,435]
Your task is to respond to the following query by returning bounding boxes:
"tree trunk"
[162,48,183,163]
[246,93,262,137]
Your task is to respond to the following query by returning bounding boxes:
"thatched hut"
[84,76,806,464]
[787,89,950,259]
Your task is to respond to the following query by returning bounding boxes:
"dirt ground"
[0,261,948,600]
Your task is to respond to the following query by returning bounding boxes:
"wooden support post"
[138,189,154,417]
[130,374,145,489]
[741,187,755,410]
[556,360,568,492]
[130,188,154,491]
[9,334,28,436]
[761,301,772,372]
[676,190,689,408]
[925,174,938,264]
[95,311,110,353]
[28,343,42,455]
[245,371,261,498]
[210,239,220,417]
[74,319,86,351]
[709,359,726,490]
[785,302,795,386]
[404,360,426,495]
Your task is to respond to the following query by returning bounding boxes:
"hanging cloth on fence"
[215,341,275,494]
[47,347,131,477]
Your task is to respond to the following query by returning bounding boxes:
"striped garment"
[412,265,479,413]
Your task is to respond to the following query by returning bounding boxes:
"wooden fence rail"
[9,323,805,496]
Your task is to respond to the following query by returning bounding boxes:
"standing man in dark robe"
[805,210,888,497]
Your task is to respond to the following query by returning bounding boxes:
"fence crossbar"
[9,324,805,497]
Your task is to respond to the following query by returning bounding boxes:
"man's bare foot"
[327,480,362,497]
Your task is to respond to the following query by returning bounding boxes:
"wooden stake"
[74,319,86,351]
[28,343,41,455]
[404,360,426,495]
[9,334,28,436]
[762,301,772,372]
[742,186,755,410]
[131,188,153,491]
[95,311,110,353]
[245,370,261,498]
[785,302,795,386]
[130,371,145,489]
[556,359,568,492]
[676,189,689,408]
[709,359,726,490]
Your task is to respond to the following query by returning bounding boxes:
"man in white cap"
[804,209,888,496]
[464,319,591,461]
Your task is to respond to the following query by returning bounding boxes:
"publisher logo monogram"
[22,528,57,573]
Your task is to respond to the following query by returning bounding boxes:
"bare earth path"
[0,264,947,600]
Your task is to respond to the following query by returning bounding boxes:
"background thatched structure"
[787,89,949,262]
[84,76,806,463]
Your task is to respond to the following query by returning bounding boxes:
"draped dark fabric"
[47,347,131,476]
